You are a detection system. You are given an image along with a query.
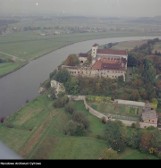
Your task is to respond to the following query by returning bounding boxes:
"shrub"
[104,120,126,152]
[64,120,86,136]
[53,95,69,108]
[65,102,75,114]
[101,116,107,124]
[0,117,5,123]
[72,112,89,130]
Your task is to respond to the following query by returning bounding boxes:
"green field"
[0,95,158,159]
[119,148,158,160]
[112,40,147,51]
[0,62,22,76]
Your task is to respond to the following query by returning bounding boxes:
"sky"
[0,0,161,17]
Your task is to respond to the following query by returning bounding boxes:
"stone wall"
[140,122,157,128]
[68,95,135,126]
[68,95,160,128]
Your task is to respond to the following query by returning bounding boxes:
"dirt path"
[20,112,57,158]
[0,51,25,61]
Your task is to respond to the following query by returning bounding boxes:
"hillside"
[0,95,158,159]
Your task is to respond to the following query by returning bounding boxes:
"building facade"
[63,43,128,81]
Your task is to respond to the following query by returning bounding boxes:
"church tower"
[91,44,98,58]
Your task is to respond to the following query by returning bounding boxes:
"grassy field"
[89,101,141,121]
[112,40,147,51]
[0,95,106,159]
[0,95,158,159]
[0,62,22,76]
[119,148,158,160]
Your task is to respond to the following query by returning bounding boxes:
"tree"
[151,98,158,109]
[72,112,89,130]
[0,117,5,123]
[64,54,80,66]
[142,59,156,84]
[100,148,118,160]
[65,102,75,114]
[127,54,138,67]
[150,129,161,155]
[130,89,140,101]
[64,120,77,136]
[54,69,71,83]
[65,77,79,95]
[139,130,153,152]
[126,129,140,149]
[64,120,87,136]
[53,95,69,108]
[104,120,127,152]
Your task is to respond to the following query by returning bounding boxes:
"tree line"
[50,67,160,102]
[104,120,161,158]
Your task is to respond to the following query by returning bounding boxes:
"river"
[0,36,160,117]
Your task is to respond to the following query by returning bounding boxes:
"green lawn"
[89,101,141,121]
[0,62,21,76]
[112,40,147,51]
[0,31,141,61]
[120,148,158,160]
[49,137,106,159]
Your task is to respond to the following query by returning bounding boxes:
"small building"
[140,103,158,128]
[50,80,65,97]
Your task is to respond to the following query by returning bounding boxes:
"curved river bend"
[0,36,160,117]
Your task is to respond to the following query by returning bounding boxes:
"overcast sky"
[0,0,161,17]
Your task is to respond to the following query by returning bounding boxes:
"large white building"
[63,43,128,81]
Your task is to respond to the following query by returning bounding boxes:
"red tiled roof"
[92,58,125,70]
[97,49,127,56]
[92,60,102,70]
